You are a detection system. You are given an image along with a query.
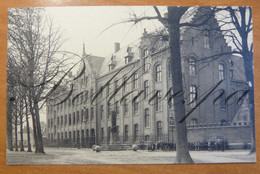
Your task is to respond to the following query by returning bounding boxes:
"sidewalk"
[6,147,256,165]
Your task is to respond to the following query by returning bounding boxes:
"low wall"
[187,122,252,143]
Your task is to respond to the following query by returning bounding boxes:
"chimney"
[114,42,120,53]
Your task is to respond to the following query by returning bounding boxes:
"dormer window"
[125,47,133,64]
[109,64,115,71]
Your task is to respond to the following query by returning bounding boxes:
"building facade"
[46,8,251,148]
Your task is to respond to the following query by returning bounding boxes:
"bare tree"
[8,8,65,153]
[213,6,254,153]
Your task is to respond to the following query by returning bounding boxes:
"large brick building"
[46,8,251,148]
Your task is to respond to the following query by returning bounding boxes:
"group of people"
[147,139,227,152]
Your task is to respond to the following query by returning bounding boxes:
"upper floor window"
[155,64,162,82]
[90,107,94,121]
[204,30,210,49]
[123,99,129,116]
[168,64,172,79]
[189,58,196,75]
[100,105,104,120]
[219,63,225,80]
[155,90,162,111]
[189,85,197,108]
[143,57,149,72]
[133,101,139,115]
[144,108,150,127]
[144,80,149,99]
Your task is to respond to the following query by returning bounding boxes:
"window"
[101,128,104,142]
[85,108,89,122]
[157,121,163,141]
[134,124,139,142]
[81,110,84,122]
[73,113,75,125]
[230,70,234,78]
[133,101,139,115]
[168,64,172,78]
[61,116,63,126]
[90,107,94,121]
[64,101,67,109]
[69,114,71,125]
[189,58,196,75]
[144,80,149,99]
[189,86,197,108]
[124,125,129,142]
[100,105,104,120]
[219,63,225,80]
[77,111,80,124]
[144,108,150,127]
[69,131,71,140]
[61,132,63,139]
[145,135,150,141]
[191,118,198,125]
[220,89,226,109]
[123,76,128,92]
[57,117,60,126]
[107,104,111,119]
[204,30,210,49]
[115,101,119,116]
[65,115,67,126]
[48,119,50,128]
[133,73,138,89]
[155,91,162,111]
[123,99,128,116]
[143,57,149,72]
[155,64,162,82]
[168,87,174,109]
[114,80,119,90]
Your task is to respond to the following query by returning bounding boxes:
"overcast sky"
[46,6,166,58]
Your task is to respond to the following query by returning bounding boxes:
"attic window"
[109,64,115,71]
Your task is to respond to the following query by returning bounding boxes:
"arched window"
[155,64,162,82]
[157,121,163,141]
[189,86,197,108]
[219,63,225,80]
[134,124,139,142]
[189,58,196,75]
[144,80,149,99]
[144,108,150,127]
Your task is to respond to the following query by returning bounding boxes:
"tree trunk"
[34,102,45,153]
[19,98,24,151]
[25,98,32,152]
[29,98,38,153]
[7,97,13,151]
[168,6,194,164]
[14,108,18,151]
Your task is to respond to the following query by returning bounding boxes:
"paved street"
[6,147,256,165]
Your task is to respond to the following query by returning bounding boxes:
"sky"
[46,6,166,58]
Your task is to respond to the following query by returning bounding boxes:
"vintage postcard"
[6,6,256,165]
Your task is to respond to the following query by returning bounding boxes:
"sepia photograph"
[6,6,256,165]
